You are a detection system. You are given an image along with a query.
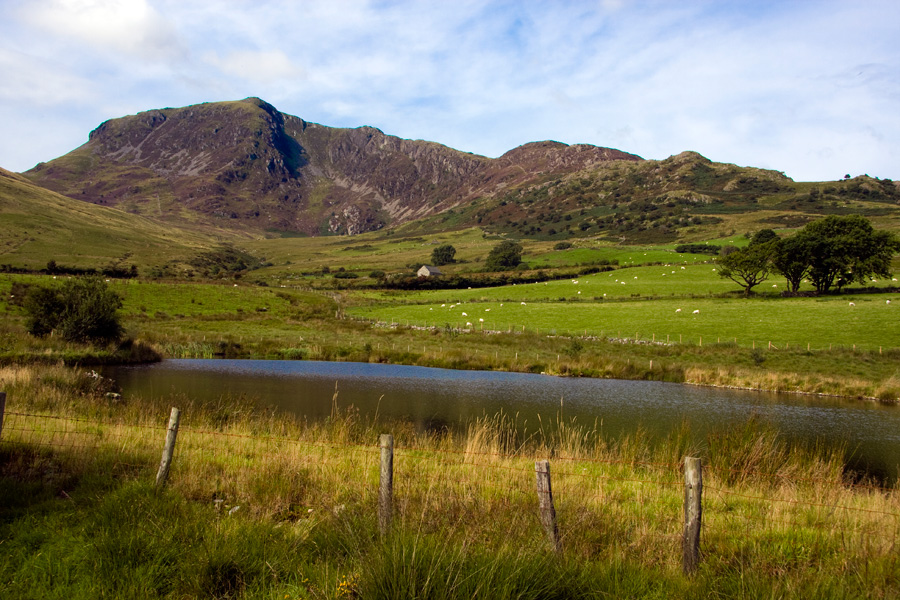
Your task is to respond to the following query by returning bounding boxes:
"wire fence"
[2,395,899,574]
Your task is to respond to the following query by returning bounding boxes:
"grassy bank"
[2,364,899,598]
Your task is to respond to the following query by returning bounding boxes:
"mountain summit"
[25,98,641,235]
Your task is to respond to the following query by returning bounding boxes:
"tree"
[24,285,64,337]
[750,229,778,246]
[717,240,777,296]
[484,240,523,271]
[25,276,124,344]
[431,244,457,266]
[771,235,812,292]
[799,215,900,292]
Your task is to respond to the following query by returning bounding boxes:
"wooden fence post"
[535,460,561,552]
[379,434,394,535]
[682,456,703,575]
[0,392,6,441]
[155,407,181,487]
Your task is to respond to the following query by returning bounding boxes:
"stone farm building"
[417,265,442,278]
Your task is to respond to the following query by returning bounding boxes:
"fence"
[2,392,898,577]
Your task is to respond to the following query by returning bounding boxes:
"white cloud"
[19,0,184,60]
[0,0,897,180]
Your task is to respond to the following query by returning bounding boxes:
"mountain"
[22,97,900,244]
[24,98,641,236]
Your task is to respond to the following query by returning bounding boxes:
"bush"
[485,240,523,271]
[554,241,573,250]
[675,244,721,255]
[431,244,457,266]
[25,276,124,344]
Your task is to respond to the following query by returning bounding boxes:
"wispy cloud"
[0,0,897,180]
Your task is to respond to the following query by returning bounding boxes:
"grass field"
[352,293,900,351]
[2,364,899,599]
[2,271,899,402]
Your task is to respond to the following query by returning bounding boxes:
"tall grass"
[2,364,899,597]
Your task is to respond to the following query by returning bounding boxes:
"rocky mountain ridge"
[23,97,900,244]
[25,98,641,236]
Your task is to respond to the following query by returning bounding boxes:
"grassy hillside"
[0,167,241,273]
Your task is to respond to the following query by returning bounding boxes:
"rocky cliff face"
[25,98,642,235]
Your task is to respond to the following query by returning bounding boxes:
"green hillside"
[0,167,230,273]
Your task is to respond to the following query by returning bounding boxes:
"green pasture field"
[352,293,900,351]
[0,275,316,320]
[525,247,710,268]
[362,261,900,304]
[3,273,899,400]
[5,268,900,354]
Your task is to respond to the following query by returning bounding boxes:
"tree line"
[718,215,900,296]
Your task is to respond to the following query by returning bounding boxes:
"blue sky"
[1,0,898,181]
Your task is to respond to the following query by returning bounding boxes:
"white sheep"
[849,302,855,307]
[462,312,467,316]
[692,309,700,314]
[675,308,682,313]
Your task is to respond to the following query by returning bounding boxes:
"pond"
[104,359,900,481]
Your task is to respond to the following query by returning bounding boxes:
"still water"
[104,359,900,479]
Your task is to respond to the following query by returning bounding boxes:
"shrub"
[675,244,721,255]
[25,276,124,344]
[485,240,523,271]
[431,244,457,266]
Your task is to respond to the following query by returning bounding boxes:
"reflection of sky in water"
[106,359,900,478]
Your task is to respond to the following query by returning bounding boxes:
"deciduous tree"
[484,240,523,271]
[800,215,900,292]
[431,244,457,266]
[717,241,777,296]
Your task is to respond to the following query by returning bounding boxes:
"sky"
[1,0,898,182]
